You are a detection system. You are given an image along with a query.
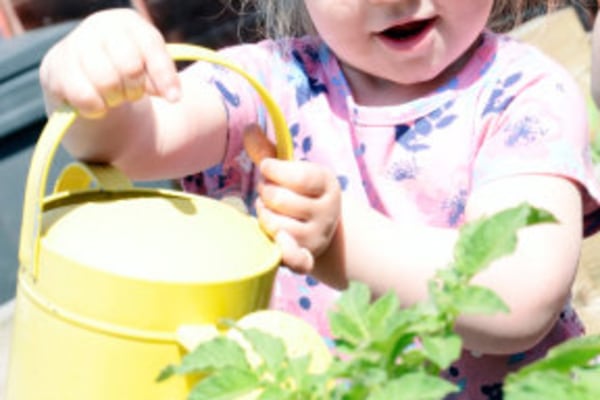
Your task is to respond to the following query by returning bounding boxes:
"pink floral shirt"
[181,31,600,399]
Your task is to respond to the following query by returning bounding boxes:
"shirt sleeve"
[178,41,283,209]
[471,61,600,236]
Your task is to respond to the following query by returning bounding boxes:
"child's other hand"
[255,158,341,274]
[39,8,180,118]
[243,123,341,274]
[244,124,341,273]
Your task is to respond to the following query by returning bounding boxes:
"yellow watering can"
[5,44,293,400]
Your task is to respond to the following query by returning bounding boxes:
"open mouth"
[380,18,436,41]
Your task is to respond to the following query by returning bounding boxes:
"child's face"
[304,0,494,96]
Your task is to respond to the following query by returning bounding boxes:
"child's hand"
[243,123,341,273]
[39,8,181,118]
[255,159,341,274]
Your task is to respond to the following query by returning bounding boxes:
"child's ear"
[243,123,277,165]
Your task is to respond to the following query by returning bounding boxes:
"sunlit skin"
[304,0,493,105]
[39,2,584,355]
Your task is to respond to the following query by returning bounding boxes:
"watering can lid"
[40,193,281,283]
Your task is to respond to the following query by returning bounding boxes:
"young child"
[39,1,600,398]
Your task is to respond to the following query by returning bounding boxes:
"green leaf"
[507,335,600,379]
[240,328,287,370]
[422,333,462,370]
[504,370,586,400]
[155,364,176,382]
[366,291,400,336]
[452,285,509,315]
[396,347,428,371]
[286,355,313,390]
[328,312,365,349]
[188,368,260,400]
[574,365,600,396]
[329,282,372,344]
[386,332,419,368]
[256,386,288,400]
[391,302,434,330]
[177,336,250,375]
[454,204,556,278]
[367,372,458,400]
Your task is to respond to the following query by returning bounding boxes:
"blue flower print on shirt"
[394,105,457,152]
[214,80,240,107]
[291,48,328,107]
[390,160,417,181]
[436,76,459,93]
[505,115,546,147]
[444,189,467,226]
[288,122,313,158]
[204,164,228,189]
[289,123,300,148]
[295,77,328,107]
[337,175,349,191]
[355,143,366,157]
[302,43,322,63]
[305,275,319,286]
[395,122,430,152]
[301,136,313,155]
[480,382,503,400]
[507,352,527,365]
[482,72,522,117]
[299,296,312,310]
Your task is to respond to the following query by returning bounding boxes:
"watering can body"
[5,44,293,400]
[7,188,280,399]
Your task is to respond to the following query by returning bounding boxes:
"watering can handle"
[53,162,134,193]
[19,43,294,279]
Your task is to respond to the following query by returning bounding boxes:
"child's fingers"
[45,43,107,118]
[256,197,313,273]
[102,30,148,102]
[260,159,331,198]
[79,46,125,108]
[275,230,314,274]
[64,64,109,119]
[130,21,181,102]
[39,8,177,117]
[243,123,277,165]
[257,182,308,221]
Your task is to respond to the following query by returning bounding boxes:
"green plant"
[158,203,600,399]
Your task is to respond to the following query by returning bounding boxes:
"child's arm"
[39,8,229,180]
[258,158,582,355]
[324,174,581,355]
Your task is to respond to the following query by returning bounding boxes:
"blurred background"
[0,0,260,45]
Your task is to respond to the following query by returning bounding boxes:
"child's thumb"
[275,230,314,274]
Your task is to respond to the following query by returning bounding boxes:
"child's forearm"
[58,97,154,165]
[314,193,578,355]
[57,79,229,181]
[313,196,456,305]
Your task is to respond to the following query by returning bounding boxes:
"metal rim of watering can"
[16,272,179,343]
[18,43,294,280]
